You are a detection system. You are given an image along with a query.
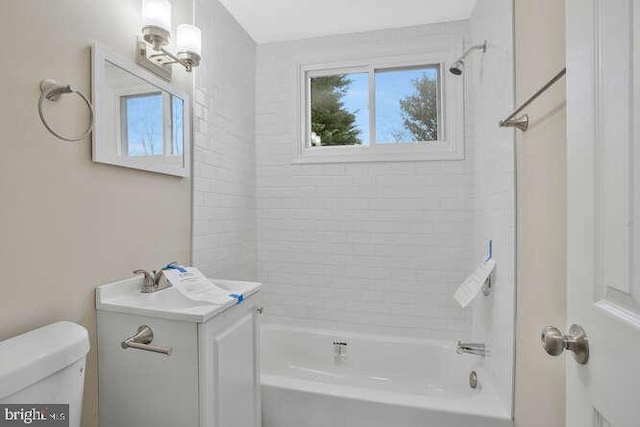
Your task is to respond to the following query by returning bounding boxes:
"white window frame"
[294,49,465,164]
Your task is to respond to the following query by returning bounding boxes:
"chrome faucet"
[133,267,173,294]
[456,341,487,357]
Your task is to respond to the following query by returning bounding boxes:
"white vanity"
[96,277,262,427]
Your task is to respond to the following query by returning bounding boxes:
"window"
[298,54,463,163]
[120,92,184,158]
[310,72,369,146]
[375,66,440,143]
[121,92,164,156]
[171,96,184,155]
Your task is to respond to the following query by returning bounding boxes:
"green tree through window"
[310,75,362,146]
[398,73,439,141]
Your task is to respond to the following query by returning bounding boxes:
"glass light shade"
[176,24,202,56]
[142,0,172,32]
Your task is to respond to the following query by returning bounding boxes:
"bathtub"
[261,325,512,427]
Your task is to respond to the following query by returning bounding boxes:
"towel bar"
[500,68,566,132]
[121,325,172,356]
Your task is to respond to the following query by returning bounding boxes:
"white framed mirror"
[91,43,191,177]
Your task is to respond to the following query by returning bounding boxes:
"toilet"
[0,321,90,427]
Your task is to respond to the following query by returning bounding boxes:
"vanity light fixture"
[137,0,202,81]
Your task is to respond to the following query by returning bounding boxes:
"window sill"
[291,142,464,164]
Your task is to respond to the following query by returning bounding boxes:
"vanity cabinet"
[96,279,262,427]
[198,305,261,427]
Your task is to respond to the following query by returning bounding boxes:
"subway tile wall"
[191,4,515,413]
[469,0,516,414]
[192,0,258,280]
[255,22,477,340]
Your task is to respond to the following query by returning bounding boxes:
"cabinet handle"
[121,325,172,356]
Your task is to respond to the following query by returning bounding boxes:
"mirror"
[92,43,191,177]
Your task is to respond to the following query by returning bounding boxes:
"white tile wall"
[469,0,516,415]
[192,5,515,411]
[192,0,258,280]
[255,22,478,340]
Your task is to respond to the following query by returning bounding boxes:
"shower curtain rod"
[499,67,567,132]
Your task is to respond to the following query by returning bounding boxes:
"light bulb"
[176,24,202,57]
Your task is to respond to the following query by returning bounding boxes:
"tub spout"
[456,341,487,357]
[333,341,348,364]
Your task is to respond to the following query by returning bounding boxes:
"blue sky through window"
[341,73,369,145]
[376,67,438,143]
[125,93,163,156]
[340,67,438,144]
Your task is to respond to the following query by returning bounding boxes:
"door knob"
[541,324,589,364]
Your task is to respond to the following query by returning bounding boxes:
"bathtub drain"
[469,370,478,389]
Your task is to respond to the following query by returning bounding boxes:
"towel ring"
[38,79,94,142]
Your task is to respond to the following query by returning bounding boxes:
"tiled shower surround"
[192,0,257,281]
[255,163,476,339]
[255,22,476,340]
[192,0,514,413]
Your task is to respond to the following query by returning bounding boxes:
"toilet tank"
[0,321,90,427]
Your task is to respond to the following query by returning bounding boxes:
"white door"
[565,0,640,426]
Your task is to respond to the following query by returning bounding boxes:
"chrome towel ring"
[38,79,94,142]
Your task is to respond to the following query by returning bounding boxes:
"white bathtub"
[261,325,512,427]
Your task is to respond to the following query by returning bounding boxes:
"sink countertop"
[96,276,262,323]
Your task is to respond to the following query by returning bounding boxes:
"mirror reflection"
[92,44,190,177]
[110,63,184,158]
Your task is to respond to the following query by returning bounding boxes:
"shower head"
[449,60,464,76]
[448,40,488,76]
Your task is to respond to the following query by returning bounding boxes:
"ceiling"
[217,0,477,44]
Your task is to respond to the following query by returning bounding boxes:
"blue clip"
[229,294,244,305]
[485,240,493,262]
[163,263,187,273]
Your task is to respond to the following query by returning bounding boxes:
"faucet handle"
[133,269,152,278]
[152,264,176,291]
[133,269,156,293]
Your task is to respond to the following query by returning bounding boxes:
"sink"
[96,276,261,322]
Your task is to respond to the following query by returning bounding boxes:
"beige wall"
[514,0,567,426]
[0,1,193,426]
